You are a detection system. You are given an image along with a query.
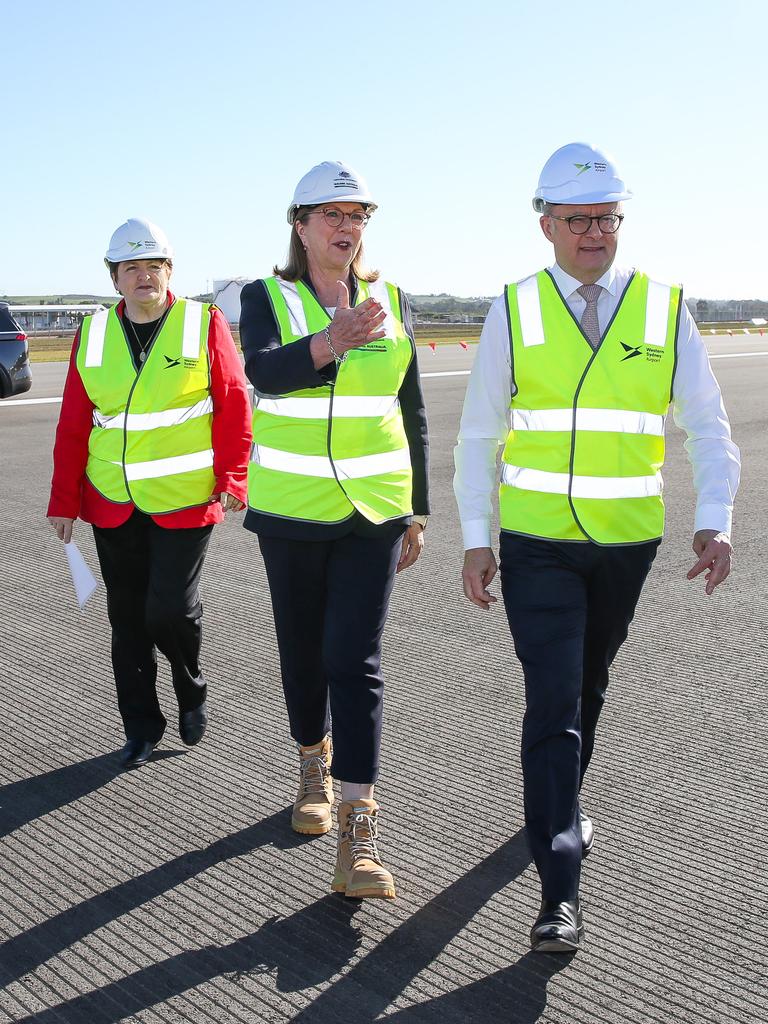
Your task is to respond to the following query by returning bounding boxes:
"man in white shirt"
[453,142,739,953]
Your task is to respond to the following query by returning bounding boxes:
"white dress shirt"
[453,263,741,549]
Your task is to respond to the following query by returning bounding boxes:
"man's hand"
[687,529,732,595]
[396,523,424,573]
[462,547,498,610]
[48,516,74,543]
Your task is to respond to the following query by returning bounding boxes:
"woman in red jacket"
[47,217,252,769]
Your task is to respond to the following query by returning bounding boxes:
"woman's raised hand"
[327,281,387,356]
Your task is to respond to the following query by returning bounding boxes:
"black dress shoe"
[120,739,157,770]
[579,809,594,857]
[530,899,584,953]
[179,701,208,746]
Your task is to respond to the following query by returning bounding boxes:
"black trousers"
[258,527,404,784]
[499,532,659,901]
[92,511,213,743]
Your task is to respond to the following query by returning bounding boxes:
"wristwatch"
[412,515,428,529]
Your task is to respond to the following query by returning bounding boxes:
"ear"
[539,215,555,243]
[294,223,307,250]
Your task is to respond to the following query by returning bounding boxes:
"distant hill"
[409,292,494,322]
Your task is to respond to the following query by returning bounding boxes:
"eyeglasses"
[547,213,624,235]
[310,208,370,229]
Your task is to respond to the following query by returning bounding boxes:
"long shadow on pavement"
[8,829,548,1023]
[0,749,182,838]
[0,806,307,986]
[9,895,363,1023]
[372,952,571,1023]
[289,829,550,1023]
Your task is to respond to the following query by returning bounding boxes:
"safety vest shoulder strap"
[180,298,205,358]
[263,277,311,339]
[81,307,113,368]
[262,277,334,340]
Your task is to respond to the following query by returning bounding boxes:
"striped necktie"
[577,284,602,348]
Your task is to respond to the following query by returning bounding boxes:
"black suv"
[0,302,32,398]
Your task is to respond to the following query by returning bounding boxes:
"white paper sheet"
[64,541,99,610]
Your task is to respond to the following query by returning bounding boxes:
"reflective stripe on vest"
[248,276,414,525]
[255,395,400,419]
[93,396,214,431]
[500,464,663,499]
[500,270,679,544]
[124,449,214,482]
[511,407,664,435]
[76,299,215,513]
[251,444,411,480]
[84,309,109,366]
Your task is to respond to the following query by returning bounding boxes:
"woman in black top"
[240,161,429,899]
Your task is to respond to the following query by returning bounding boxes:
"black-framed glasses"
[311,208,370,229]
[548,213,624,235]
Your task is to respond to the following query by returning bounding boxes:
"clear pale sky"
[3,0,764,300]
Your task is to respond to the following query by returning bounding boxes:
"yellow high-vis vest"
[76,299,215,514]
[248,277,414,525]
[500,270,680,544]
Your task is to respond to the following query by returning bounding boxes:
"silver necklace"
[125,314,164,363]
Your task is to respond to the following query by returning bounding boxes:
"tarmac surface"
[1,338,766,1023]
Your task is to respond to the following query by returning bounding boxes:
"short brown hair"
[273,206,379,284]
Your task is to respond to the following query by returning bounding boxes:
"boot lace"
[346,809,381,864]
[299,751,330,797]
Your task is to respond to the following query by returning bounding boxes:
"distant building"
[10,304,106,333]
[688,298,768,323]
[212,278,251,325]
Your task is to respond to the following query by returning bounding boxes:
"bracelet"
[323,325,344,365]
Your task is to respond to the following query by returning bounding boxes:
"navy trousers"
[258,526,404,784]
[499,532,659,901]
[93,511,212,743]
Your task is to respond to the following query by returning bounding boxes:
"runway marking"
[421,370,471,378]
[709,351,768,359]
[3,350,766,408]
[1,395,64,406]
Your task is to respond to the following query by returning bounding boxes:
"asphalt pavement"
[0,339,766,1023]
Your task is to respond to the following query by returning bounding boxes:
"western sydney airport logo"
[619,342,664,364]
[574,161,608,174]
[620,342,642,361]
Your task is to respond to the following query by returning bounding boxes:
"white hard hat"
[532,143,632,212]
[104,217,174,263]
[287,161,377,223]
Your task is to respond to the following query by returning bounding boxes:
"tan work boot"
[332,799,396,899]
[292,736,334,835]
